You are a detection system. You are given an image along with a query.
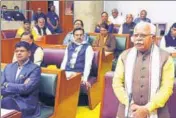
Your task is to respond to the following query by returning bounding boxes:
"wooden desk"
[34,33,65,45]
[1,108,21,118]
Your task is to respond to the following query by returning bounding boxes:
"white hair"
[132,22,156,42]
[38,17,45,21]
[112,8,118,13]
[134,21,153,34]
[126,13,133,18]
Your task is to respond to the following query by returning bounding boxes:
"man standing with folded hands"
[113,22,174,118]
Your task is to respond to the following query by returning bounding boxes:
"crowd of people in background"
[1,4,62,35]
[2,4,176,67]
[0,4,154,39]
[1,3,176,118]
[3,3,176,59]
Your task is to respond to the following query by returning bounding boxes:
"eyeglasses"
[15,49,28,53]
[74,23,82,26]
[133,34,151,39]
[171,28,176,31]
[74,34,83,37]
[100,29,108,32]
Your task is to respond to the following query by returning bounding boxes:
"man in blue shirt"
[118,14,136,36]
[33,8,47,25]
[134,10,151,24]
[1,5,13,21]
[46,5,62,34]
[63,19,92,45]
[11,6,25,21]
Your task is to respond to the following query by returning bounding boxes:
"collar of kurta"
[103,35,108,43]
[137,45,152,56]
[103,21,111,25]
[72,40,87,46]
[171,36,176,40]
[99,34,109,42]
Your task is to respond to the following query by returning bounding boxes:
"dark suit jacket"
[1,60,41,118]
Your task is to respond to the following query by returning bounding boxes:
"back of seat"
[2,30,17,39]
[41,48,65,68]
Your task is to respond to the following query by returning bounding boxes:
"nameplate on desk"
[1,108,17,118]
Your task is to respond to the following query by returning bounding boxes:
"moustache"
[75,38,82,41]
[134,40,144,45]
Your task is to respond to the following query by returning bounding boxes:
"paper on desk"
[1,108,16,117]
[105,51,112,56]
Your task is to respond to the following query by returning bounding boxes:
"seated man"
[1,41,41,118]
[33,17,51,37]
[61,28,94,88]
[118,14,136,36]
[160,23,176,53]
[11,6,25,21]
[95,11,114,33]
[134,10,151,24]
[63,19,92,45]
[93,23,117,54]
[1,5,13,21]
[108,8,124,25]
[13,33,44,66]
[16,20,38,41]
[47,5,62,34]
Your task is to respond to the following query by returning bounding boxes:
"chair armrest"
[102,51,113,71]
[51,70,81,118]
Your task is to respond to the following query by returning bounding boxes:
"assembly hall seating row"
[2,28,163,52]
[1,29,65,44]
[2,32,130,64]
[1,33,131,110]
[1,29,17,39]
[1,29,131,48]
[2,40,114,110]
[40,46,113,109]
[88,33,131,49]
[1,63,82,118]
[1,34,63,63]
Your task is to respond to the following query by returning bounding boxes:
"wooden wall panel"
[59,1,73,43]
[2,38,20,63]
[27,1,48,14]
